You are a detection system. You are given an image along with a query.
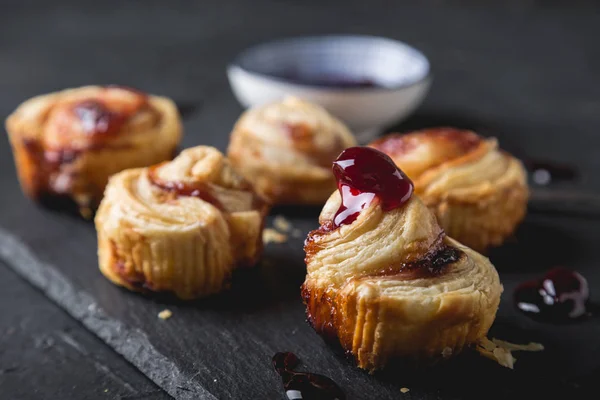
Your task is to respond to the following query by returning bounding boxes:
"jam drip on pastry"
[74,100,127,136]
[272,352,346,400]
[332,147,414,227]
[147,164,223,209]
[44,86,149,150]
[375,235,462,280]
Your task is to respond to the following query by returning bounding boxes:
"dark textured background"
[1,1,600,399]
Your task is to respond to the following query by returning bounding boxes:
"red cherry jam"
[331,147,413,228]
[275,72,380,89]
[514,267,590,323]
[273,352,345,400]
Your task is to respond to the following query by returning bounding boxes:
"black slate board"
[2,192,600,400]
[0,261,169,400]
[2,1,600,399]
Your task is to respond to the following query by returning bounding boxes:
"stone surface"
[0,261,169,400]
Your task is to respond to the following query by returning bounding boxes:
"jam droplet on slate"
[273,352,345,400]
[331,147,413,228]
[514,267,590,323]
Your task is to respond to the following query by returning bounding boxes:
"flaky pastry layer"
[95,146,269,299]
[5,86,182,213]
[370,128,528,250]
[303,192,502,371]
[227,97,356,204]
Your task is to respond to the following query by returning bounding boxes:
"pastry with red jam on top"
[227,97,357,205]
[303,147,502,371]
[95,146,269,300]
[5,85,182,216]
[370,128,528,251]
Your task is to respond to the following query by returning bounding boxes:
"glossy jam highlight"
[331,147,413,227]
[514,267,590,323]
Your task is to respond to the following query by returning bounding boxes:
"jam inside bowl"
[227,35,432,143]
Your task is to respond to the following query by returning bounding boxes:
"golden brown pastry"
[227,97,357,205]
[5,85,182,215]
[95,146,269,300]
[369,128,528,251]
[303,147,502,372]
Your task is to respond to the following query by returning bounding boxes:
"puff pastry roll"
[5,85,182,215]
[303,147,502,371]
[227,97,357,205]
[370,128,528,251]
[95,146,269,299]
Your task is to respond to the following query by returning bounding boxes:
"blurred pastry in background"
[303,147,502,371]
[95,146,269,300]
[227,97,357,205]
[369,128,528,251]
[5,85,182,216]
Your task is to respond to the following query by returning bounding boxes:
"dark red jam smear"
[273,352,345,400]
[273,72,380,89]
[372,233,461,279]
[331,147,413,228]
[514,267,590,323]
[394,244,461,279]
[73,100,127,136]
[147,165,223,209]
[72,86,148,137]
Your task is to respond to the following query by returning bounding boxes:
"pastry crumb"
[400,387,410,393]
[441,347,453,358]
[158,309,172,320]
[263,228,287,244]
[476,337,543,369]
[273,215,292,232]
[269,215,302,240]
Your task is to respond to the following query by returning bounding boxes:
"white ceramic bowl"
[227,35,431,143]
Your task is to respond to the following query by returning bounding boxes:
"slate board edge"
[0,226,217,400]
